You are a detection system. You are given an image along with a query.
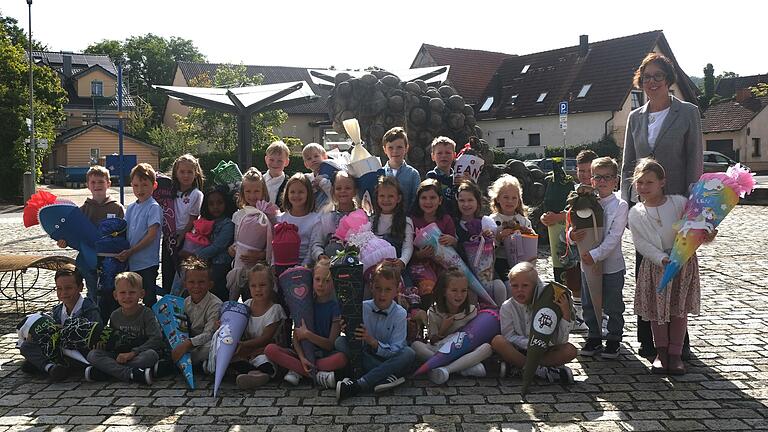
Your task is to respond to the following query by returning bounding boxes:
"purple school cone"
[522,282,570,396]
[278,267,316,373]
[213,301,249,397]
[152,295,195,389]
[503,232,540,267]
[38,203,99,271]
[414,223,496,307]
[413,309,500,376]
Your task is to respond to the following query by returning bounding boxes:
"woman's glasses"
[642,72,667,83]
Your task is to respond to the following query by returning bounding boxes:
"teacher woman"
[620,53,703,359]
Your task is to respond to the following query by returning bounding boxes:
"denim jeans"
[335,336,415,391]
[581,269,625,341]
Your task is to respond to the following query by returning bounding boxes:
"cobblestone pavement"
[0,205,766,431]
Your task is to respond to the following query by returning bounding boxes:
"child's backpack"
[272,222,300,266]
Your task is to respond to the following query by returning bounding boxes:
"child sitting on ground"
[491,262,576,384]
[19,268,102,380]
[265,258,346,389]
[171,257,222,369]
[85,271,165,384]
[411,268,492,384]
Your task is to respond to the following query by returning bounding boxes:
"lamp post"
[24,0,35,201]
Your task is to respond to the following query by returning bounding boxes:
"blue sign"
[559,101,569,115]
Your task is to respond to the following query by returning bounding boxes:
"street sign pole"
[559,101,568,160]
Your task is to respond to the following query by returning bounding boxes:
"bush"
[544,134,621,160]
[160,150,305,182]
[492,149,541,164]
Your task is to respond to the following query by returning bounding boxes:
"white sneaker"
[459,363,486,378]
[283,370,301,386]
[315,371,336,389]
[427,367,450,384]
[373,375,405,392]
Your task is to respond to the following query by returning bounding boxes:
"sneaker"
[336,378,359,402]
[638,344,657,359]
[580,338,603,357]
[373,375,405,393]
[498,361,507,378]
[459,363,486,378]
[84,366,110,382]
[283,370,301,386]
[130,367,153,385]
[21,360,38,374]
[602,341,620,359]
[47,364,69,381]
[554,366,574,385]
[153,359,176,378]
[427,367,450,385]
[315,371,336,389]
[236,371,269,389]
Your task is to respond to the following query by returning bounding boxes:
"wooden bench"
[0,254,76,313]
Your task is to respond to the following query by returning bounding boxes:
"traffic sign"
[559,101,569,115]
[560,120,567,130]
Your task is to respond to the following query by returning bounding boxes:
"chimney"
[735,88,753,103]
[579,35,589,58]
[63,54,72,77]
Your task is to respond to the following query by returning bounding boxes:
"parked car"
[703,151,749,173]
[527,158,578,177]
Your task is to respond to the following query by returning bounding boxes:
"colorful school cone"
[153,174,178,261]
[503,232,540,267]
[23,190,60,227]
[413,309,500,376]
[330,251,365,378]
[522,281,571,396]
[153,295,195,389]
[17,313,61,364]
[212,301,249,397]
[543,160,575,278]
[414,223,496,307]
[210,160,243,192]
[335,210,396,271]
[278,267,317,373]
[454,142,485,183]
[565,185,604,325]
[38,203,99,271]
[344,118,383,210]
[461,220,496,298]
[658,164,756,292]
[59,317,133,352]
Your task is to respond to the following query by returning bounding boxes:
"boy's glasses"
[591,175,616,182]
[642,72,666,83]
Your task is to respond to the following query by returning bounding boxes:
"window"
[521,64,530,74]
[631,91,644,109]
[91,80,103,97]
[528,134,541,147]
[497,138,506,148]
[506,94,519,107]
[90,148,100,164]
[536,92,547,103]
[479,97,494,112]
[752,138,761,157]
[577,84,592,98]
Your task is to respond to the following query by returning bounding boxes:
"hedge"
[160,150,306,183]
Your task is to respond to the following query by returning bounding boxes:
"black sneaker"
[373,375,405,393]
[602,341,621,359]
[336,378,359,402]
[580,338,603,357]
[130,367,153,385]
[84,366,110,382]
[47,364,69,381]
[556,366,574,385]
[153,359,176,378]
[21,360,38,374]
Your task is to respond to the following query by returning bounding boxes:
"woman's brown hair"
[633,53,676,89]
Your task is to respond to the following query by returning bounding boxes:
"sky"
[1,0,765,78]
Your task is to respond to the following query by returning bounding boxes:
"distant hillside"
[689,75,703,90]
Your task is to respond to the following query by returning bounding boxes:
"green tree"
[0,12,46,50]
[698,63,715,110]
[176,64,287,153]
[147,116,199,161]
[751,83,768,97]
[0,27,66,200]
[125,96,154,141]
[83,39,125,65]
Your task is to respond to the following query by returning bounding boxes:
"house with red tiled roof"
[702,88,768,171]
[163,62,330,146]
[410,44,515,105]
[475,31,699,155]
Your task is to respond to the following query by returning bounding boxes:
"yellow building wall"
[163,66,192,128]
[76,69,117,98]
[60,127,159,167]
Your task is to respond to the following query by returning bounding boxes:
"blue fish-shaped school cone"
[565,186,604,325]
[412,309,500,377]
[38,203,99,271]
[522,281,571,396]
[153,295,195,389]
[278,267,317,373]
[211,301,249,397]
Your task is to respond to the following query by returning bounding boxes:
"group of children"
[19,125,707,398]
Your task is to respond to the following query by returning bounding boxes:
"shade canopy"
[153,81,318,168]
[307,66,450,89]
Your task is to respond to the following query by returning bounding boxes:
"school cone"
[565,186,604,325]
[278,267,317,374]
[212,301,249,397]
[153,295,195,389]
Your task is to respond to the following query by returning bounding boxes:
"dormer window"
[521,64,530,74]
[506,94,519,107]
[577,84,592,98]
[536,92,547,103]
[631,90,644,109]
[479,96,494,112]
[91,80,103,97]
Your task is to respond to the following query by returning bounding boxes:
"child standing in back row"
[426,136,458,216]
[302,143,333,213]
[264,140,291,207]
[381,127,421,214]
